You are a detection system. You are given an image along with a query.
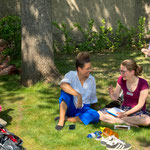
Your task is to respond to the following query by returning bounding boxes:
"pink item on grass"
[0,106,2,112]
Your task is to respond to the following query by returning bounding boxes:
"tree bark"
[21,0,61,86]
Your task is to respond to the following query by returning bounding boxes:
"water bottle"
[95,131,103,141]
[95,131,102,136]
[87,131,102,138]
[87,133,96,138]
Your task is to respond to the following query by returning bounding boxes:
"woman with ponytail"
[98,59,150,127]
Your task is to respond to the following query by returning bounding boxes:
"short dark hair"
[76,52,90,70]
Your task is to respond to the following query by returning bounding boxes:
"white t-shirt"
[60,71,98,106]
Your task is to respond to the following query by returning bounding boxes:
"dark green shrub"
[74,19,96,51]
[111,21,136,49]
[136,16,146,48]
[52,22,75,53]
[97,19,113,50]
[0,15,21,60]
[53,16,149,53]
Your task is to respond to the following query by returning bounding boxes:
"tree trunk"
[21,0,60,86]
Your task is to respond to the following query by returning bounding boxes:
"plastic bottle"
[102,127,119,138]
[95,131,102,136]
[87,131,102,138]
[87,133,96,138]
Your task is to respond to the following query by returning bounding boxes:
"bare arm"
[108,83,121,100]
[118,89,149,118]
[0,62,8,69]
[60,82,82,108]
[0,56,10,69]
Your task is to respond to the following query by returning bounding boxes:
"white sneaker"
[106,137,131,150]
[100,135,117,146]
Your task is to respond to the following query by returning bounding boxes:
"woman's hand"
[60,83,83,108]
[76,93,82,108]
[108,84,121,100]
[108,85,116,100]
[108,85,114,94]
[117,112,127,118]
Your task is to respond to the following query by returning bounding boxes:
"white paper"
[106,107,125,117]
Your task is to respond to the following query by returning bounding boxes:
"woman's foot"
[55,119,65,130]
[55,125,64,130]
[141,48,150,57]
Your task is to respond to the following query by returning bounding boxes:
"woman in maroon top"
[98,59,150,127]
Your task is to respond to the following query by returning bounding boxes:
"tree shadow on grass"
[0,75,25,104]
[0,108,13,126]
[37,87,60,105]
[0,75,21,90]
[36,86,60,116]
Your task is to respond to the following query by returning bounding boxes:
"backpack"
[105,92,124,108]
[0,124,26,150]
[105,100,121,108]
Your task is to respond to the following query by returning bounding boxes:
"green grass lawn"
[0,49,150,150]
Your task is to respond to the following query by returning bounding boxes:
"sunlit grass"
[0,49,150,149]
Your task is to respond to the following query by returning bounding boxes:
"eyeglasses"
[119,70,128,74]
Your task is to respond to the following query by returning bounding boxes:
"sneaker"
[100,135,116,146]
[106,138,131,150]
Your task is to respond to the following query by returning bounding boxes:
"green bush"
[52,21,75,53]
[111,21,136,49]
[53,16,149,53]
[0,15,21,60]
[137,16,146,48]
[74,19,95,51]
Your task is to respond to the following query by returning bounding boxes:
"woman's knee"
[98,111,118,123]
[134,115,150,126]
[142,118,150,126]
[98,111,103,120]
